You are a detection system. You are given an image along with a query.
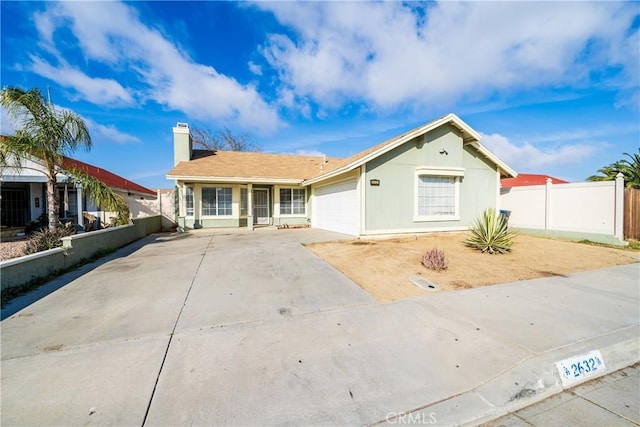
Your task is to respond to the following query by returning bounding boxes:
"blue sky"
[1,1,638,189]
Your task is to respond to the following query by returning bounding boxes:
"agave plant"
[465,208,515,254]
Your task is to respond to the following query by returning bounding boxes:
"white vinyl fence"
[500,174,625,244]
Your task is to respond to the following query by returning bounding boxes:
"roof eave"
[465,140,517,178]
[166,175,304,185]
[304,113,482,185]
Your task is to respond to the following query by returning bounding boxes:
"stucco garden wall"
[0,215,162,291]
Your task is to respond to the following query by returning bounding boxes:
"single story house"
[1,153,156,229]
[166,113,517,236]
[501,173,568,187]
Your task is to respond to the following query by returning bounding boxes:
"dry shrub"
[24,224,76,255]
[422,248,448,271]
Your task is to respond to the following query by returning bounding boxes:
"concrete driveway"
[1,229,374,425]
[1,229,638,426]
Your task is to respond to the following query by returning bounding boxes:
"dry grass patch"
[305,233,639,303]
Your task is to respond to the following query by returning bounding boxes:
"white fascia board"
[2,175,48,183]
[303,167,358,186]
[416,166,465,176]
[467,141,517,178]
[304,113,480,186]
[165,175,303,185]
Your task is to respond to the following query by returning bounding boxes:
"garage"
[312,178,359,236]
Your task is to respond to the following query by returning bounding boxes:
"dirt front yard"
[305,233,639,303]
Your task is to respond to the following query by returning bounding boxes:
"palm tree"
[1,86,129,230]
[587,149,640,189]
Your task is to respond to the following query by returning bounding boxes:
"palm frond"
[587,149,640,189]
[1,85,94,229]
[63,166,130,225]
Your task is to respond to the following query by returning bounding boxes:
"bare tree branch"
[191,125,260,152]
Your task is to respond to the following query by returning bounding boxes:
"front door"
[253,189,269,225]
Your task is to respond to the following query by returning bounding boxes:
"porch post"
[76,183,84,233]
[247,183,253,231]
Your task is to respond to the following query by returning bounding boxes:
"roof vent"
[176,122,189,128]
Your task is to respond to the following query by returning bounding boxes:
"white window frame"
[414,167,464,222]
[240,188,248,216]
[185,186,194,217]
[201,187,233,217]
[279,188,306,216]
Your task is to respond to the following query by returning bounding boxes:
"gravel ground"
[0,241,29,261]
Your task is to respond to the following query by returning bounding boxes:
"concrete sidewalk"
[1,229,638,426]
[485,363,639,426]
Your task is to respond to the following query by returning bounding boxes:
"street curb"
[380,325,639,426]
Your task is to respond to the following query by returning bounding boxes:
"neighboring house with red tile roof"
[61,157,156,198]
[167,113,517,236]
[1,152,156,228]
[501,173,568,188]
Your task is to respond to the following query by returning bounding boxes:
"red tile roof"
[61,157,156,196]
[501,173,569,187]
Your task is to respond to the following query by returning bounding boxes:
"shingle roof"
[166,113,517,183]
[310,125,423,178]
[62,157,156,196]
[167,150,341,182]
[304,113,516,183]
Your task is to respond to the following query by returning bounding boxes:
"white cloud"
[84,118,140,145]
[31,2,281,132]
[30,56,134,106]
[248,61,263,76]
[1,102,137,146]
[257,2,638,112]
[480,133,599,170]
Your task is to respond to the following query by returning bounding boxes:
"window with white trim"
[185,186,194,216]
[240,188,248,216]
[418,176,456,216]
[202,187,232,216]
[415,167,463,221]
[280,188,305,215]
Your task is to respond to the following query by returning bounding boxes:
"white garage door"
[313,179,359,236]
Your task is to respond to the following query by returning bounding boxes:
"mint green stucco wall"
[273,216,308,226]
[364,124,497,232]
[177,184,311,229]
[180,217,241,229]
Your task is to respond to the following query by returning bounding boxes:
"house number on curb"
[555,350,606,387]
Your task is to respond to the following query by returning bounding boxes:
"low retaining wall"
[1,215,162,291]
